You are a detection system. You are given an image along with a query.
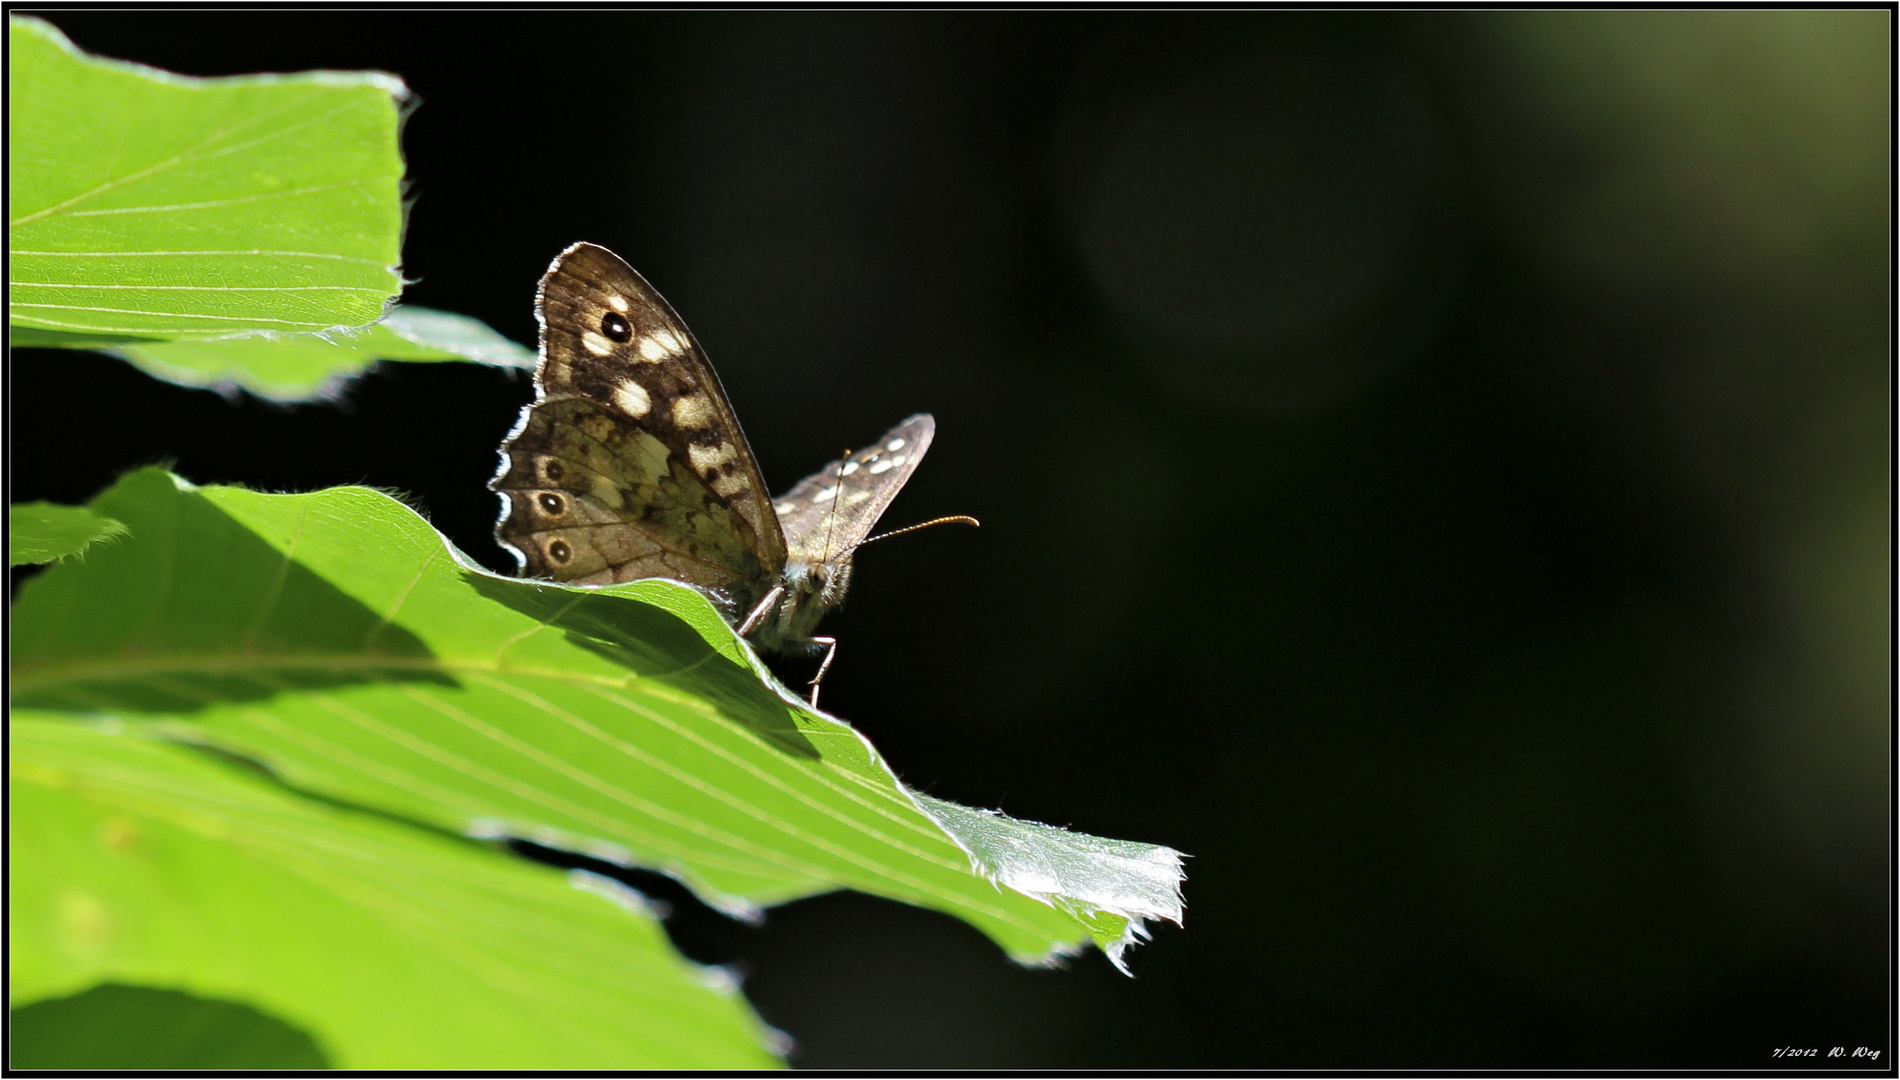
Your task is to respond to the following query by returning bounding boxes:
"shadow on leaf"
[463,572,819,759]
[10,984,331,1070]
[10,470,456,714]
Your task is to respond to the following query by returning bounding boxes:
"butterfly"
[492,242,973,703]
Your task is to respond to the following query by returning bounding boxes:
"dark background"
[12,10,1891,1069]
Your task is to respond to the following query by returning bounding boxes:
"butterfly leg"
[738,586,785,637]
[806,637,838,706]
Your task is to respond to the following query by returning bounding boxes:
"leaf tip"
[908,793,1187,976]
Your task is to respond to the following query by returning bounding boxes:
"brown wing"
[492,243,786,604]
[772,414,936,564]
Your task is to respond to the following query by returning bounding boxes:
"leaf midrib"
[8,650,635,698]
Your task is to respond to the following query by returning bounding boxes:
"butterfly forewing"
[493,243,786,603]
[772,414,936,564]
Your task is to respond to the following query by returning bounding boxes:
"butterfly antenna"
[853,515,981,551]
[821,447,850,558]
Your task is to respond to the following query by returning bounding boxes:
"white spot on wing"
[671,395,713,429]
[711,474,748,497]
[688,442,735,472]
[841,460,861,476]
[606,294,630,313]
[612,380,651,417]
[843,489,873,506]
[637,336,671,362]
[814,486,838,503]
[581,331,614,357]
[868,457,896,474]
[887,437,907,450]
[652,329,683,354]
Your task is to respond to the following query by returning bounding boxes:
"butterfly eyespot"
[537,493,564,515]
[542,461,565,482]
[547,539,572,563]
[600,311,633,344]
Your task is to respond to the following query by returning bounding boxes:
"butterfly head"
[742,509,979,654]
[745,555,852,655]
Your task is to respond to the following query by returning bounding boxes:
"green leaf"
[909,793,1188,965]
[10,501,130,565]
[99,306,536,401]
[11,985,331,1070]
[9,717,783,1069]
[7,20,525,400]
[11,468,1185,973]
[7,15,406,341]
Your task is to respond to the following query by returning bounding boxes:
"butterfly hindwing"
[493,243,786,601]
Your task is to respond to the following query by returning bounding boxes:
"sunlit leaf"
[7,15,405,341]
[100,306,535,400]
[11,469,1185,969]
[10,502,130,566]
[9,717,782,1069]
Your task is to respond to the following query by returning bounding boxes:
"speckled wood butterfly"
[492,242,972,702]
